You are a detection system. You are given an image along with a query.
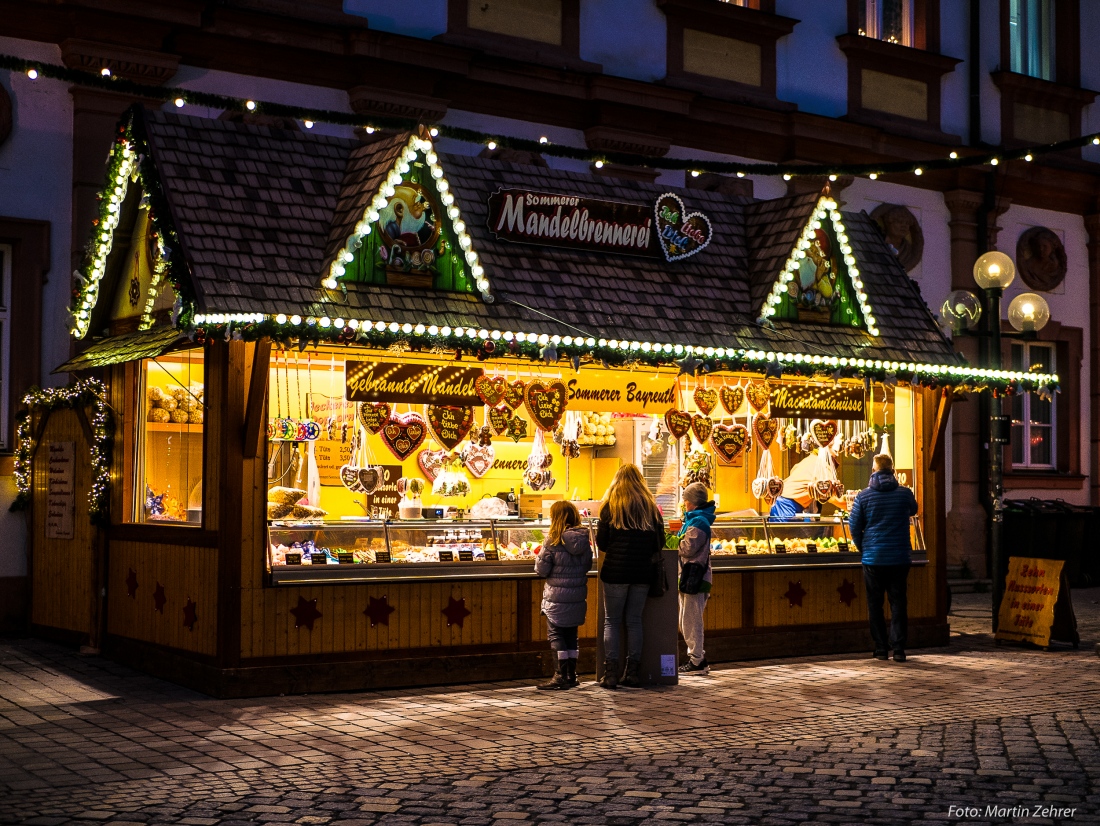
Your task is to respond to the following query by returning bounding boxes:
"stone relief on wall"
[1017,227,1067,292]
[870,203,924,273]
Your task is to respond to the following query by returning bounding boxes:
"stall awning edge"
[53,326,187,373]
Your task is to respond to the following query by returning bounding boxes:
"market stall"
[23,107,1056,696]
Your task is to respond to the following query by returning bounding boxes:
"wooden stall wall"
[29,407,101,646]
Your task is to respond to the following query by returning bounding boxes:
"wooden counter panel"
[240,578,521,658]
[753,568,866,628]
[703,572,744,632]
[106,540,217,656]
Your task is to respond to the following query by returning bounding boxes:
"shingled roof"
[125,107,958,366]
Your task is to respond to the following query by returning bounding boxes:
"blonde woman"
[596,464,665,689]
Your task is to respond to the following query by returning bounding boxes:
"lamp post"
[941,252,1051,631]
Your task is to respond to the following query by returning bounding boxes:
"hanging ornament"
[559,410,581,459]
[379,412,427,461]
[746,381,771,414]
[524,429,556,491]
[719,384,745,417]
[357,402,391,434]
[488,405,513,435]
[693,386,718,416]
[474,375,508,407]
[664,408,692,440]
[711,424,749,466]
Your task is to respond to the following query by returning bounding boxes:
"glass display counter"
[709,515,927,571]
[267,518,595,584]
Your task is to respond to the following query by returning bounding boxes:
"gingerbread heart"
[711,424,749,465]
[746,382,771,413]
[753,416,778,450]
[340,464,364,493]
[506,416,529,443]
[464,443,495,478]
[766,477,785,502]
[417,448,448,482]
[475,375,507,408]
[503,380,526,410]
[690,415,713,444]
[813,479,834,504]
[665,409,692,440]
[380,412,426,461]
[832,480,846,498]
[524,380,567,432]
[654,192,713,262]
[719,385,745,417]
[693,387,718,416]
[359,466,382,494]
[357,402,390,434]
[811,419,838,448]
[488,405,513,436]
[426,405,475,450]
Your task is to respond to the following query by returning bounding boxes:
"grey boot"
[598,658,619,689]
[620,658,641,688]
[537,659,570,690]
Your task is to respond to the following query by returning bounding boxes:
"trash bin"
[1003,498,1092,588]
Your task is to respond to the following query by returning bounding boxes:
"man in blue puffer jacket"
[848,453,919,662]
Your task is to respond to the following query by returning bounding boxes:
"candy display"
[146,384,204,425]
[555,411,616,447]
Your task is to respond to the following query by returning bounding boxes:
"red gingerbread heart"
[357,402,390,434]
[811,419,839,448]
[690,415,713,444]
[753,416,778,450]
[711,424,749,465]
[719,385,745,416]
[380,412,427,461]
[426,405,475,450]
[664,409,692,440]
[693,387,718,416]
[475,375,508,408]
[523,380,568,432]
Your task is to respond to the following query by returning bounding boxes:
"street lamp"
[942,252,1051,631]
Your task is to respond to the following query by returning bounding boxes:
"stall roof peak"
[73,107,960,369]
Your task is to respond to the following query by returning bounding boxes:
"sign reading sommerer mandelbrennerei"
[769,385,866,420]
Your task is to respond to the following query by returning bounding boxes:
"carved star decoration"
[290,596,322,631]
[125,568,139,599]
[837,578,858,607]
[677,354,702,377]
[153,582,167,614]
[442,596,472,628]
[364,595,396,628]
[182,598,198,631]
[783,580,807,608]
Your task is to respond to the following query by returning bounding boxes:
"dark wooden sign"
[375,550,392,564]
[769,385,866,420]
[346,360,484,406]
[438,550,455,563]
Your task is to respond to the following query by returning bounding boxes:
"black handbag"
[649,550,669,597]
[679,562,706,595]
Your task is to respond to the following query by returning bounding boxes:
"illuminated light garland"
[2,53,1097,180]
[759,197,879,336]
[9,379,113,524]
[323,133,493,301]
[186,312,1059,391]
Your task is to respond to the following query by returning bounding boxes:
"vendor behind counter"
[770,447,847,521]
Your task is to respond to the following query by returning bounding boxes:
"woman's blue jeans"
[602,583,648,663]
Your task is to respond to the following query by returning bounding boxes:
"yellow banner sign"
[995,556,1064,647]
[565,372,677,414]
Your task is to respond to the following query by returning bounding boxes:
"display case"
[267,518,596,584]
[709,515,927,571]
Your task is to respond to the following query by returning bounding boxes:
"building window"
[0,245,9,450]
[134,350,205,523]
[1009,0,1055,80]
[1009,342,1055,469]
[858,0,914,46]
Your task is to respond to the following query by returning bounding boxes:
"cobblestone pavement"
[1,589,1098,825]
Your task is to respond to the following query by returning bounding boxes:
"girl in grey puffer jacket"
[534,501,593,690]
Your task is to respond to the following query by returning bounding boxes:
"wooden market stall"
[24,107,1054,696]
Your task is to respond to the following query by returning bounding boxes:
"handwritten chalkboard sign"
[996,557,1065,647]
[484,548,499,561]
[459,549,474,562]
[735,544,747,555]
[438,550,455,563]
[310,553,328,565]
[337,551,354,565]
[286,552,302,565]
[375,550,392,564]
[838,541,849,553]
[806,543,818,554]
[774,543,787,555]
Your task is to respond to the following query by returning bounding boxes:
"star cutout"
[677,354,702,377]
[837,578,858,607]
[290,596,322,631]
[182,598,198,631]
[125,568,138,599]
[783,580,806,608]
[364,595,396,628]
[442,596,472,628]
[153,582,167,614]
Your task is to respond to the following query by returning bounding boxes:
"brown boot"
[537,659,570,690]
[599,658,619,690]
[620,658,641,688]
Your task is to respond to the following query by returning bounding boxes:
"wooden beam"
[242,338,271,459]
[927,389,954,468]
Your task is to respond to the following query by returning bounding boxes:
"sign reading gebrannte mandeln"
[769,385,866,420]
[487,189,658,257]
[345,361,483,406]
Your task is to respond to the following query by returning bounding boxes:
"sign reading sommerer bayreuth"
[345,361,482,406]
[769,384,866,420]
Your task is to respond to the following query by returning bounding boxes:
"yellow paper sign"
[995,556,1064,647]
[565,371,677,414]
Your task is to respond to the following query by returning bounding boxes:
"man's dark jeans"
[862,563,910,653]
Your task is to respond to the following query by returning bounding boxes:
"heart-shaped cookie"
[359,466,382,494]
[690,415,713,444]
[488,405,513,435]
[475,375,507,408]
[506,416,529,443]
[357,402,390,434]
[380,412,426,462]
[417,448,448,482]
[340,464,364,493]
[813,479,834,504]
[766,477,784,502]
[711,424,749,465]
[719,385,745,416]
[524,380,568,432]
[811,419,839,448]
[464,442,495,478]
[693,387,718,416]
[503,380,526,410]
[753,416,778,450]
[665,409,692,440]
[746,382,771,413]
[426,405,475,450]
[654,193,713,262]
